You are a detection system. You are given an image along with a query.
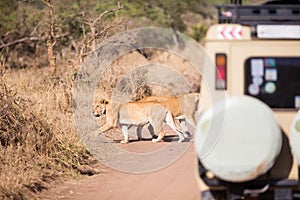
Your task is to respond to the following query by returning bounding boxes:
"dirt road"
[45,139,201,200]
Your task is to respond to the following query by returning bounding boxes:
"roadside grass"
[0,67,94,200]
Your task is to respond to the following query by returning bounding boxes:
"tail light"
[215,53,227,90]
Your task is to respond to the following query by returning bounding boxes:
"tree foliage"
[0,0,123,68]
[0,0,237,68]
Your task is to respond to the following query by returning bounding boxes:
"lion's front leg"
[99,122,114,133]
[91,123,112,137]
[121,125,129,144]
[91,123,113,137]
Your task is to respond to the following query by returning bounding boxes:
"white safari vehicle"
[195,0,300,199]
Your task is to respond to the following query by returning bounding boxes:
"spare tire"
[195,95,282,182]
[290,110,300,165]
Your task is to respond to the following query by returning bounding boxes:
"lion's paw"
[120,140,129,144]
[152,138,160,143]
[184,131,191,138]
[178,139,183,143]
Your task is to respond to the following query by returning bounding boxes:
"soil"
[42,133,201,200]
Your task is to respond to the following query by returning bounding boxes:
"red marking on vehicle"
[218,26,242,40]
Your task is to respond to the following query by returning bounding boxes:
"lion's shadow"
[112,134,191,143]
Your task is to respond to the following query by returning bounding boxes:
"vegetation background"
[0,0,265,199]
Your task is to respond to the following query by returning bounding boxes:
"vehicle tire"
[201,190,226,200]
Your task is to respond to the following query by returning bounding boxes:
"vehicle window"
[244,57,300,109]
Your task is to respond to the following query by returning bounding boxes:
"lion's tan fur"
[93,99,184,143]
[139,93,200,128]
[93,93,200,143]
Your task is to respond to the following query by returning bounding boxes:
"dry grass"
[0,66,93,200]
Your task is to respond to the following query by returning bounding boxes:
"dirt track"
[44,139,201,200]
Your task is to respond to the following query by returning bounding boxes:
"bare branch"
[0,33,68,49]
[41,0,54,8]
[30,19,45,36]
[77,2,124,62]
[0,36,42,49]
[86,20,123,45]
[92,4,123,27]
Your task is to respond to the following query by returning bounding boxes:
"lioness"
[138,93,200,135]
[93,99,185,143]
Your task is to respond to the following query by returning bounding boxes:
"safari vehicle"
[195,0,300,199]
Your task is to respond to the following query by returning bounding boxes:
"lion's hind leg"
[147,124,156,139]
[147,105,166,143]
[179,118,191,138]
[136,124,156,140]
[165,111,185,143]
[151,129,165,143]
[150,119,165,143]
[136,125,144,140]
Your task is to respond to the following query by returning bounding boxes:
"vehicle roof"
[216,2,300,26]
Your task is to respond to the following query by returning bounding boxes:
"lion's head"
[93,98,109,117]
